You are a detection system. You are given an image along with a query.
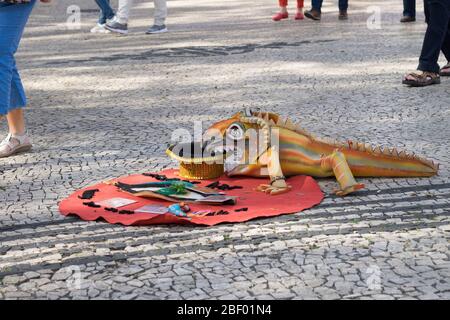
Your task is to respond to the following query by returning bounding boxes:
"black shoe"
[339,10,348,20]
[400,15,416,23]
[304,9,321,21]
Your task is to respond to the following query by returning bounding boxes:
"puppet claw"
[334,183,365,196]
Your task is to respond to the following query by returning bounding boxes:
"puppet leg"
[321,149,365,196]
[257,146,292,195]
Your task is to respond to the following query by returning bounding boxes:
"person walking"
[401,0,416,23]
[304,0,348,21]
[105,0,168,35]
[272,0,304,21]
[0,0,50,158]
[90,0,115,33]
[403,0,450,86]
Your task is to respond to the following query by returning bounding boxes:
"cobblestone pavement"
[1,0,449,300]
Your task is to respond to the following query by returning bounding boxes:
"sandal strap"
[407,71,439,80]
[422,71,439,79]
[0,134,17,152]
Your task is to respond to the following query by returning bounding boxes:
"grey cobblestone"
[0,0,449,300]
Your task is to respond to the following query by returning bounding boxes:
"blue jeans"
[403,0,416,18]
[418,0,450,73]
[0,0,36,116]
[95,0,115,25]
[311,0,348,12]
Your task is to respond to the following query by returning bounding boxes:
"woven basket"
[166,144,225,180]
[178,162,224,180]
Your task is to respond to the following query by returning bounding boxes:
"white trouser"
[116,0,167,26]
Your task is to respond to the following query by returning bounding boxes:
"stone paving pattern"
[0,0,449,300]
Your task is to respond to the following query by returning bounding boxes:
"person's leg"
[440,2,450,63]
[0,4,18,118]
[295,0,304,19]
[116,0,133,24]
[273,0,289,20]
[105,0,131,34]
[403,0,416,17]
[417,0,450,73]
[153,0,167,26]
[7,60,27,135]
[146,0,169,33]
[0,51,13,120]
[95,0,115,25]
[0,1,36,157]
[6,110,25,136]
[338,0,348,19]
[311,0,323,12]
[279,0,288,13]
[4,65,31,150]
[338,0,348,11]
[305,0,321,20]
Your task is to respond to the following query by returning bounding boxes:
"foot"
[295,11,304,20]
[440,62,450,76]
[105,20,128,35]
[257,179,292,195]
[304,9,321,21]
[272,12,289,21]
[0,133,32,158]
[90,23,111,34]
[403,71,441,87]
[257,184,292,195]
[335,183,365,196]
[338,10,348,20]
[400,15,416,23]
[146,24,168,34]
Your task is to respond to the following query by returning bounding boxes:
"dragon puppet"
[167,109,439,196]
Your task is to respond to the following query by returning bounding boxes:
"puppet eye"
[227,123,245,141]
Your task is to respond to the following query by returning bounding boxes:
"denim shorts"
[0,0,36,115]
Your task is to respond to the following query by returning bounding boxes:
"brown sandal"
[402,71,441,87]
[440,62,450,77]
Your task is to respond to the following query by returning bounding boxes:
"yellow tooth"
[357,142,364,151]
[373,146,381,154]
[285,118,295,130]
[392,148,399,157]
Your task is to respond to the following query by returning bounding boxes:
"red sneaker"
[272,12,289,21]
[295,11,304,20]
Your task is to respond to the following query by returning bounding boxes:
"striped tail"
[338,141,439,177]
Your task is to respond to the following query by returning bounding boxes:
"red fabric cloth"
[279,0,304,8]
[59,169,324,226]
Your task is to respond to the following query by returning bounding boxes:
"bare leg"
[6,108,25,135]
[321,149,365,196]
